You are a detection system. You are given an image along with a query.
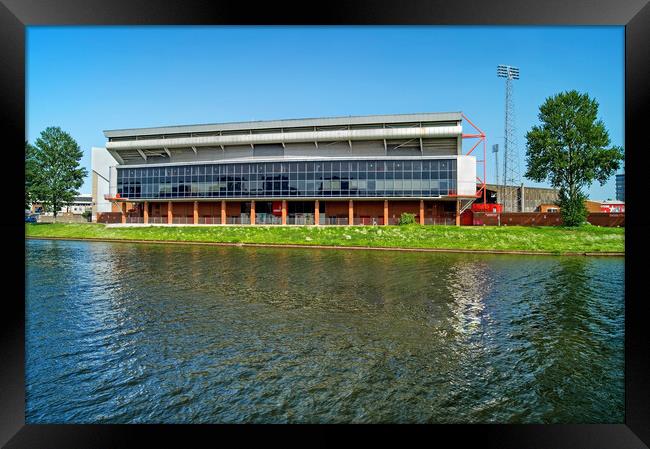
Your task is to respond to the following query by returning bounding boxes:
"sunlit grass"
[25,223,624,253]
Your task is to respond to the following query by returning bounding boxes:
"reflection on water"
[25,240,624,423]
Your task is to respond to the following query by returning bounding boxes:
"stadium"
[92,112,487,225]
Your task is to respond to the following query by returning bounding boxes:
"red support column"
[167,201,173,224]
[314,200,320,226]
[384,200,389,225]
[419,200,425,225]
[221,200,226,225]
[281,200,287,225]
[456,200,461,226]
[348,200,354,225]
[144,201,149,224]
[250,200,256,225]
[121,202,127,224]
[193,201,198,225]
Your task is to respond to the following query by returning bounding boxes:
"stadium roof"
[103,112,463,139]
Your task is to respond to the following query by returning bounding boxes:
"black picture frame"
[2,1,648,447]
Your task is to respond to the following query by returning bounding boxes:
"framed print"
[2,0,649,447]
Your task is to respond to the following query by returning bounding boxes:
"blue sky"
[26,26,624,199]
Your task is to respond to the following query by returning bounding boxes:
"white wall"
[91,147,118,220]
[457,155,477,196]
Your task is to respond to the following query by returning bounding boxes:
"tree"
[29,127,87,220]
[524,90,624,226]
[25,141,37,209]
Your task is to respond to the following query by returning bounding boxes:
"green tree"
[525,90,624,226]
[29,127,87,220]
[25,140,37,209]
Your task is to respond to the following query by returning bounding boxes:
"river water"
[25,239,624,423]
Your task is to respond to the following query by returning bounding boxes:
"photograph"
[21,24,629,426]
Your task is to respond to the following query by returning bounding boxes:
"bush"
[398,212,417,225]
[558,190,588,227]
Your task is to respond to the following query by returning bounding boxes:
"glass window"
[120,158,457,200]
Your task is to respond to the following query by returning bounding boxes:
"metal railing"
[198,216,221,225]
[172,216,194,224]
[256,214,282,225]
[226,214,250,225]
[319,216,349,225]
[353,217,384,226]
[134,213,457,226]
[287,214,315,225]
[424,216,456,225]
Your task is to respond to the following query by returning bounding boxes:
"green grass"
[25,223,625,254]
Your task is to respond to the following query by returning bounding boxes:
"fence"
[472,212,624,227]
[226,215,251,225]
[94,211,624,227]
[38,214,90,224]
[256,214,283,225]
[198,217,221,225]
[585,213,625,227]
[171,216,194,224]
[96,212,123,224]
[319,216,349,225]
[287,214,314,225]
[353,217,384,225]
[424,216,456,225]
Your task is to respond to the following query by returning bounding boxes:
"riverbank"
[25,223,624,255]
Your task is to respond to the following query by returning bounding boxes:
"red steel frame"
[447,112,487,204]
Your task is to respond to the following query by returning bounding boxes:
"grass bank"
[25,223,624,254]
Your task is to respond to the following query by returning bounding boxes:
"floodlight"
[497,65,520,80]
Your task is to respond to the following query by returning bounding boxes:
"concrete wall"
[38,214,89,223]
[91,147,118,220]
[520,186,559,212]
[485,184,559,212]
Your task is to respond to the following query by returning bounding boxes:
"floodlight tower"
[492,143,499,187]
[497,65,521,212]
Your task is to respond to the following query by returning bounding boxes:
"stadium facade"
[93,112,486,225]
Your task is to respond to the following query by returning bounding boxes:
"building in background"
[541,199,625,214]
[599,200,625,213]
[483,184,558,212]
[93,112,482,225]
[585,200,604,213]
[537,204,560,213]
[587,199,625,213]
[616,172,624,202]
[31,194,92,215]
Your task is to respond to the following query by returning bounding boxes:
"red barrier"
[470,212,624,227]
[96,212,123,224]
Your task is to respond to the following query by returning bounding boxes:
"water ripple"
[26,240,624,423]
